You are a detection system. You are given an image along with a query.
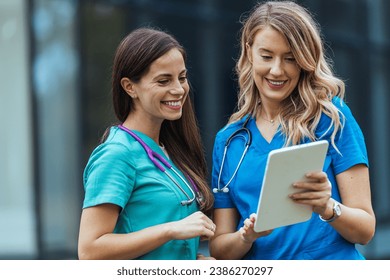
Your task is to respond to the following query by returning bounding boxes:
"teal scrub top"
[212,97,368,259]
[83,126,199,260]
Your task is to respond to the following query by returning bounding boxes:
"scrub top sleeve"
[83,142,135,210]
[211,131,235,208]
[330,99,369,175]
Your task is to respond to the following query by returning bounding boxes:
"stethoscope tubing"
[213,117,252,193]
[118,124,197,205]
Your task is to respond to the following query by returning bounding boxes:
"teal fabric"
[83,126,199,259]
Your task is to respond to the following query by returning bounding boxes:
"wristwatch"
[319,200,341,223]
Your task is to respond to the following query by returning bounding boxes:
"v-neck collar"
[247,116,284,153]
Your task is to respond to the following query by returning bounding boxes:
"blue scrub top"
[83,126,199,260]
[211,98,368,259]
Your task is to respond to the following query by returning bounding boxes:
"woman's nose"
[270,59,283,76]
[169,80,186,95]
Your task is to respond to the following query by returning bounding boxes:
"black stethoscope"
[213,117,252,194]
[118,125,204,206]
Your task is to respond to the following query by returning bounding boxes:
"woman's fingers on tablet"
[244,218,252,228]
[249,213,257,221]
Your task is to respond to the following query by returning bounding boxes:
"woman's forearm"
[209,230,253,260]
[329,204,375,245]
[79,223,173,260]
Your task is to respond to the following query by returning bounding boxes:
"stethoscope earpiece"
[213,187,229,193]
[181,200,192,206]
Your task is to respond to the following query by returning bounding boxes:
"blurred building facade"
[0,0,389,259]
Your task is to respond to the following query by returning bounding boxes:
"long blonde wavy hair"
[230,1,345,149]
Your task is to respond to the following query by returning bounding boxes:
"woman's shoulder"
[215,117,250,142]
[316,96,358,138]
[217,116,250,134]
[320,96,355,124]
[90,126,138,160]
[329,96,358,119]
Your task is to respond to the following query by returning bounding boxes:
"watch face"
[334,204,341,216]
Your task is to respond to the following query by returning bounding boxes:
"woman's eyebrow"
[258,47,293,55]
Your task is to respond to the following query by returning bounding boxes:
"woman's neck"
[122,117,162,144]
[258,103,279,123]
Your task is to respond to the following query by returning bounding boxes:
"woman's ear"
[120,77,137,98]
[246,42,253,64]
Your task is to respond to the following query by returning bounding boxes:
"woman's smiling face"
[130,48,189,125]
[247,26,301,104]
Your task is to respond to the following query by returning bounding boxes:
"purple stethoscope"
[118,125,203,206]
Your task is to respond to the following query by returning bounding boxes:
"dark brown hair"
[110,27,213,215]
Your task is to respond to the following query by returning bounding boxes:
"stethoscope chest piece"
[196,192,205,205]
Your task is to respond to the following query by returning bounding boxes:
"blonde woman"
[209,1,375,259]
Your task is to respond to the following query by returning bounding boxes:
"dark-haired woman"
[78,28,215,260]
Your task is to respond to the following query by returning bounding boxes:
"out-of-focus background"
[0,0,389,260]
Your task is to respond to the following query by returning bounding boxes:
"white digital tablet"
[253,140,329,232]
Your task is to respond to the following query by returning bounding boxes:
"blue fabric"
[83,126,199,260]
[211,98,368,259]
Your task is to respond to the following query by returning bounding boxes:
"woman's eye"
[261,55,272,60]
[179,76,187,83]
[158,80,169,85]
[285,57,296,62]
